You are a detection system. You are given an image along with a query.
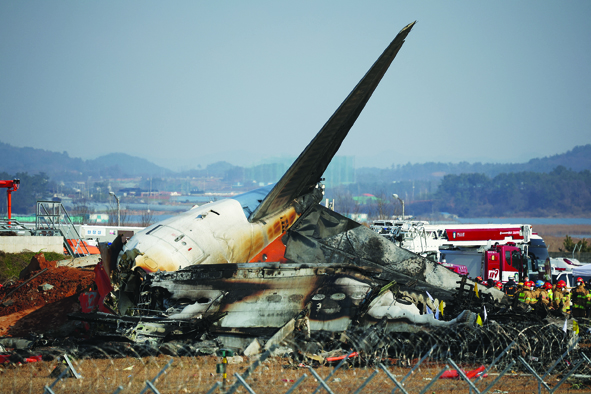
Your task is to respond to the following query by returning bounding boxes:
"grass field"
[0,251,65,284]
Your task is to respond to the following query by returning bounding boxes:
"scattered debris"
[0,253,94,336]
[440,365,487,379]
[19,253,56,279]
[39,283,54,292]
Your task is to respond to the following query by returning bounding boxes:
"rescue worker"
[571,277,588,318]
[517,281,528,303]
[539,282,552,307]
[504,277,518,297]
[518,281,536,305]
[517,282,524,295]
[495,281,503,291]
[530,280,545,305]
[543,282,553,305]
[567,287,572,314]
[552,280,570,314]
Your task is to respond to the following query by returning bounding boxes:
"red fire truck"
[481,243,531,283]
[371,220,547,282]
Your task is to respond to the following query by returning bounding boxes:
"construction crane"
[0,179,20,225]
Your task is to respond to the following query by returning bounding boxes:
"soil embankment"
[0,253,94,336]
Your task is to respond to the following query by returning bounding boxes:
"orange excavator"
[0,179,20,225]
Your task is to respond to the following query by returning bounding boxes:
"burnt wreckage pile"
[70,205,585,367]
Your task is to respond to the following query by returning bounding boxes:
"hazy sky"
[1,2,590,170]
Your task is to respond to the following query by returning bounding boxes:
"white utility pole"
[109,191,120,227]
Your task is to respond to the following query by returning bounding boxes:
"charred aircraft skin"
[91,262,477,344]
[94,22,506,346]
[99,205,503,344]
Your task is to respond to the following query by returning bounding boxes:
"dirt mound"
[3,295,83,337]
[0,264,94,317]
[0,251,65,284]
[18,253,58,279]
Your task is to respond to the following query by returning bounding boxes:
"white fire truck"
[371,220,548,282]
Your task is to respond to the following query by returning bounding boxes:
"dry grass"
[1,354,590,394]
[533,225,591,252]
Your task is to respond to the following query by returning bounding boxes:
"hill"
[356,144,591,182]
[1,141,589,185]
[86,153,174,178]
[0,142,173,180]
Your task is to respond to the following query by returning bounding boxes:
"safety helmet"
[557,280,566,288]
[475,276,483,283]
[535,280,544,288]
[543,282,552,290]
[495,281,503,290]
[518,282,524,286]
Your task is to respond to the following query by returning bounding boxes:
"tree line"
[327,166,591,219]
[562,235,590,253]
[433,166,591,217]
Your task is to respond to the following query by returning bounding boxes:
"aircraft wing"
[250,21,415,222]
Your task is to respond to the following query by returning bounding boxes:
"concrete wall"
[0,236,63,254]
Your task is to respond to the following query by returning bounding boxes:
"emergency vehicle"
[371,220,548,281]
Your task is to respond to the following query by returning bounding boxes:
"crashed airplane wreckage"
[72,22,505,348]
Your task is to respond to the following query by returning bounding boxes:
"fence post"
[518,356,552,393]
[379,364,410,394]
[233,372,257,394]
[307,366,336,394]
[43,368,71,394]
[44,354,82,394]
[352,369,379,394]
[447,358,481,394]
[392,344,437,394]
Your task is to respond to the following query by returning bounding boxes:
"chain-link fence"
[548,252,591,264]
[3,322,591,394]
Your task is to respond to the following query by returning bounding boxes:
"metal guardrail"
[0,218,31,233]
[34,201,89,257]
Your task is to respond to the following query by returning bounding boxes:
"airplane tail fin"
[250,22,415,222]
